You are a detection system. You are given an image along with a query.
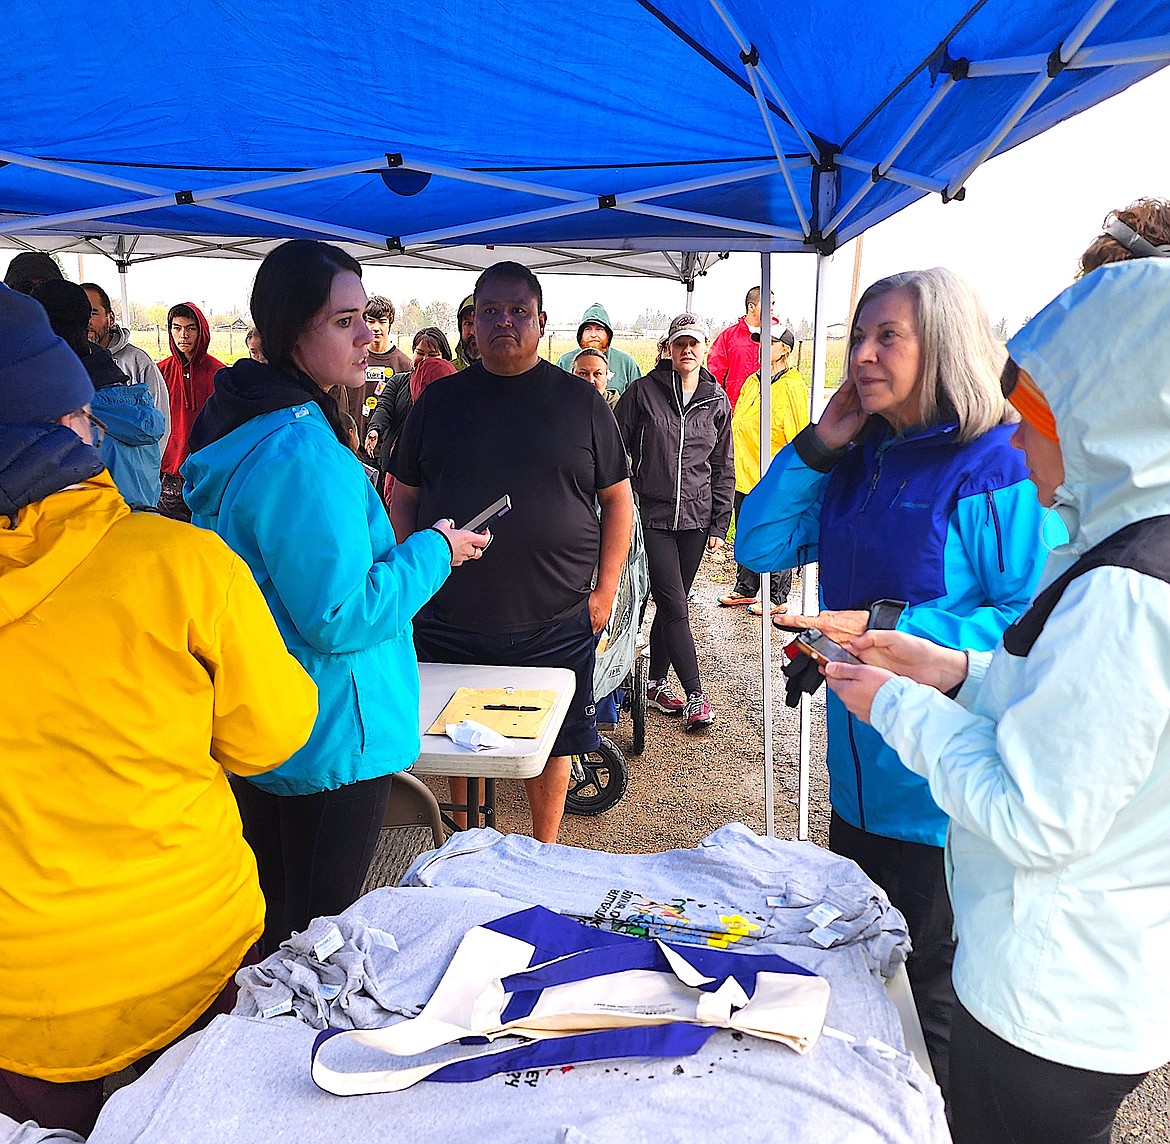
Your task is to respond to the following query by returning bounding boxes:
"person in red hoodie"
[157,302,223,520]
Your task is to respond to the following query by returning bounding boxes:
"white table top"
[411,662,577,779]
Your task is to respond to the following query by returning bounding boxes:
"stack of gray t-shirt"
[78,828,944,1143]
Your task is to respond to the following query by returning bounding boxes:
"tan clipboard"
[425,688,559,740]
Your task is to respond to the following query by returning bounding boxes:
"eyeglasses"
[84,411,107,446]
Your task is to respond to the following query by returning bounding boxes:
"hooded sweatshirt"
[158,302,224,477]
[555,303,641,394]
[0,431,317,1081]
[870,259,1170,1074]
[183,358,452,795]
[86,344,165,508]
[452,293,479,372]
[105,323,172,453]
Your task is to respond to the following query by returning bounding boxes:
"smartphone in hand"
[789,628,862,666]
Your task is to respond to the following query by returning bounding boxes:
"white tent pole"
[799,251,832,841]
[617,201,803,241]
[945,0,1119,199]
[966,35,1170,75]
[759,251,775,836]
[835,155,946,195]
[824,77,956,236]
[116,237,130,328]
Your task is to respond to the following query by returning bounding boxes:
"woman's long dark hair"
[250,239,363,443]
[412,325,453,360]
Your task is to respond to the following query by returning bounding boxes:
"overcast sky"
[68,67,1170,338]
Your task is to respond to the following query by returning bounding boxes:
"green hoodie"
[555,302,641,394]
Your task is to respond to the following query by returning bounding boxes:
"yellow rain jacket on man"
[731,366,810,494]
[0,469,318,1082]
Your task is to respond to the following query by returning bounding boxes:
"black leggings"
[830,812,957,1100]
[949,1002,1147,1144]
[232,774,393,953]
[643,526,707,695]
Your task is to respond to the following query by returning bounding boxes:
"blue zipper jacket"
[88,369,165,509]
[182,401,451,795]
[737,418,1047,846]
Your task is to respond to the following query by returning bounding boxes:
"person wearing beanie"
[452,292,480,371]
[0,284,317,1136]
[32,280,165,509]
[3,250,64,295]
[157,301,225,520]
[555,302,641,394]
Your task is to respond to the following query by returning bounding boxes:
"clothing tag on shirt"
[261,998,294,1019]
[369,928,400,951]
[766,895,787,908]
[312,924,345,962]
[809,925,841,949]
[805,903,844,928]
[318,982,343,1001]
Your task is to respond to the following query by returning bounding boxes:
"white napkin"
[445,719,510,751]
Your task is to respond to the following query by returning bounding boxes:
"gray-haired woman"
[736,267,1050,1097]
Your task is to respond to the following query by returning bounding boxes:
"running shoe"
[717,591,757,607]
[683,692,715,731]
[647,679,685,715]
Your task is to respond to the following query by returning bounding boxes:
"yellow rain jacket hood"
[0,467,317,1081]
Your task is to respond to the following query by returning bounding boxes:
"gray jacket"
[106,325,171,454]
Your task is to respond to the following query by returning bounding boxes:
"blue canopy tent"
[5,0,1168,834]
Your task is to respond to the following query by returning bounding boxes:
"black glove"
[782,648,824,707]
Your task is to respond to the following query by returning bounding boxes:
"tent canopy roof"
[4,0,1168,264]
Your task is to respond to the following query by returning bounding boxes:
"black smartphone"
[460,495,512,533]
[790,628,862,666]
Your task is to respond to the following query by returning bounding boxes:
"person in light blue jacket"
[183,239,488,952]
[825,259,1170,1144]
[736,268,1047,1097]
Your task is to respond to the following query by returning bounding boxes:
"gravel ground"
[477,547,1168,1141]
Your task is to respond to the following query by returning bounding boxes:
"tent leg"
[759,250,774,838]
[796,251,833,841]
[118,261,130,330]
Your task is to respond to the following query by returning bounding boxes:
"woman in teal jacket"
[183,240,487,950]
[736,268,1047,1096]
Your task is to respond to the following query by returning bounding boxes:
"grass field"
[129,330,848,385]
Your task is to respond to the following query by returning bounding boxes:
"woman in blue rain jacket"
[736,268,1047,1097]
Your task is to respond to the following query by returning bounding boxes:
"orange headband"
[1008,370,1059,442]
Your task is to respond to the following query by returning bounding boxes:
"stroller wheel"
[565,736,628,816]
[630,654,648,755]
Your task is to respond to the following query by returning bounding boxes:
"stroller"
[564,510,650,816]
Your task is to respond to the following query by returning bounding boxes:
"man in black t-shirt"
[391,262,634,843]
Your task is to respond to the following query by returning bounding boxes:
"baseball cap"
[665,313,708,344]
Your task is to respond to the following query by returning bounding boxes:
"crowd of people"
[2,196,1169,1142]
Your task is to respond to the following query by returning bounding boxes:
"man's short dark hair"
[474,261,543,313]
[745,286,761,311]
[169,303,199,325]
[363,294,395,324]
[81,281,113,313]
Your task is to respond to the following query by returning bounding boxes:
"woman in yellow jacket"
[0,286,318,1135]
[721,327,809,616]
